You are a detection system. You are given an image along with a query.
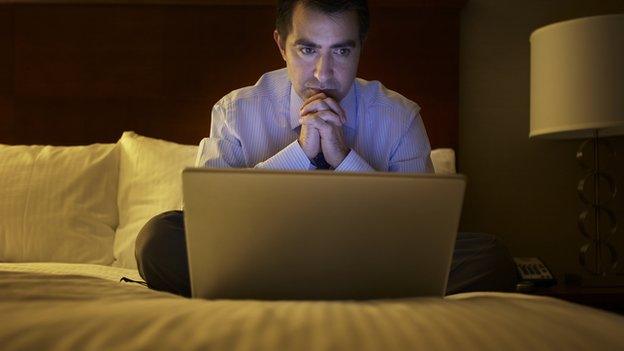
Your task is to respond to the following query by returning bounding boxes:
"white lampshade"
[530,14,624,139]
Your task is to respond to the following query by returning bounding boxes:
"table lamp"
[530,14,624,276]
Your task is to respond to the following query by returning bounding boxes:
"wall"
[0,1,462,149]
[459,0,624,276]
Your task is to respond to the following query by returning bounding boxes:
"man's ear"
[273,30,287,61]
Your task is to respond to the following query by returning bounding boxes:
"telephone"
[514,257,556,287]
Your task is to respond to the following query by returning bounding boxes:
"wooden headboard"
[0,0,465,150]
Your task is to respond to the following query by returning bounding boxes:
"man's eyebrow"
[330,40,356,49]
[294,39,320,48]
[293,39,356,49]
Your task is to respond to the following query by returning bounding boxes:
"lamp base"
[575,132,619,276]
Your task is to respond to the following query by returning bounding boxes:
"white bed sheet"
[0,262,143,282]
[1,263,623,351]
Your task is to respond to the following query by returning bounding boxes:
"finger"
[301,92,327,109]
[299,115,333,134]
[301,95,346,125]
[299,113,340,135]
[314,110,343,127]
[299,115,321,127]
[300,99,331,116]
[320,97,346,124]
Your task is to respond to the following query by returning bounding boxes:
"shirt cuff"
[255,140,313,170]
[334,149,375,172]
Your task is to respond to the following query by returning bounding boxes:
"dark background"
[0,0,464,149]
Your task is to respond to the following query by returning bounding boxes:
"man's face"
[274,3,362,101]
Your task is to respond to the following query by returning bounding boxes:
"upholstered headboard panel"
[0,0,465,149]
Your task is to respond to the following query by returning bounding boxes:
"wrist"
[298,139,317,160]
[330,148,350,169]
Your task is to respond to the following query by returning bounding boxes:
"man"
[135,0,517,297]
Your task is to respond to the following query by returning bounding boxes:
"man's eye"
[334,48,351,56]
[300,47,315,55]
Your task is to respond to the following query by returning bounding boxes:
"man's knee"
[134,210,191,297]
[454,232,511,264]
[448,232,517,294]
[472,233,514,271]
[135,210,185,265]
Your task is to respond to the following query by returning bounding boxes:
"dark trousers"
[135,210,518,298]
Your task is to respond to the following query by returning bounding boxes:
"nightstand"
[523,275,624,315]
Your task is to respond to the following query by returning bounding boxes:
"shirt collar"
[289,83,357,130]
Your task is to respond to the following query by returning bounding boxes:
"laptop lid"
[182,168,466,300]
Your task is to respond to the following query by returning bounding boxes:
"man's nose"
[313,54,333,84]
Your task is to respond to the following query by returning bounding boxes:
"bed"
[1,263,623,350]
[2,1,624,350]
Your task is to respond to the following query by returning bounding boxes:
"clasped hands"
[297,92,349,169]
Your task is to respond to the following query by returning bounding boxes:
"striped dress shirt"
[195,68,434,173]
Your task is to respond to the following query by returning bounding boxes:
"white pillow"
[0,143,119,264]
[431,148,456,174]
[113,132,198,269]
[111,136,455,268]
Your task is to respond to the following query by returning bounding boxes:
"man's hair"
[276,0,370,44]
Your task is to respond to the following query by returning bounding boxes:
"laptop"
[182,168,466,300]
